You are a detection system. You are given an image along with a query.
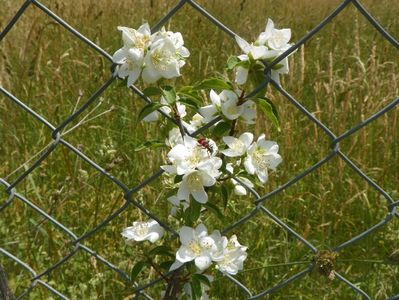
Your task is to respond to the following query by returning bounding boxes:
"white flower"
[199,90,245,122]
[118,23,151,51]
[163,136,221,176]
[141,29,189,85]
[112,23,151,87]
[215,235,248,275]
[113,47,144,87]
[151,27,190,61]
[257,18,292,51]
[121,219,164,243]
[143,96,187,122]
[177,170,216,204]
[231,177,254,196]
[174,224,223,271]
[221,132,253,157]
[244,134,282,183]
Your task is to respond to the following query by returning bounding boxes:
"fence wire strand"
[0,0,398,299]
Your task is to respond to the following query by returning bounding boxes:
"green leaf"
[148,246,174,258]
[178,97,200,109]
[254,97,281,131]
[195,78,233,91]
[220,184,229,209]
[192,274,211,287]
[212,121,231,137]
[138,102,166,121]
[226,55,240,69]
[159,260,174,270]
[134,140,165,152]
[161,86,177,105]
[203,202,224,221]
[131,261,147,282]
[174,175,183,184]
[188,197,202,223]
[143,86,162,97]
[191,275,202,300]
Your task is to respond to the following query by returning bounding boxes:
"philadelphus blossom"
[113,23,151,87]
[162,135,222,203]
[121,219,164,243]
[171,224,247,275]
[199,90,256,124]
[234,18,293,85]
[214,235,248,275]
[221,132,253,157]
[244,134,282,183]
[113,23,189,86]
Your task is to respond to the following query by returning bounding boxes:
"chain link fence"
[0,0,398,299]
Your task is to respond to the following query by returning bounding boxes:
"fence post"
[0,264,14,300]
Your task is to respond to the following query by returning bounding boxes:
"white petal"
[142,64,161,84]
[264,18,274,36]
[195,224,208,237]
[194,255,212,271]
[235,66,249,85]
[200,172,216,187]
[257,169,268,183]
[239,132,254,148]
[209,90,221,107]
[112,48,126,64]
[138,22,151,36]
[250,45,268,60]
[191,188,208,204]
[127,68,141,87]
[226,163,234,174]
[160,164,177,174]
[179,226,196,245]
[198,105,218,122]
[266,154,282,171]
[234,184,247,196]
[176,246,196,263]
[244,157,255,174]
[235,36,251,54]
[221,148,240,157]
[177,181,190,200]
[221,99,243,120]
[169,260,183,271]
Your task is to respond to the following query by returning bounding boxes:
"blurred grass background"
[0,0,398,299]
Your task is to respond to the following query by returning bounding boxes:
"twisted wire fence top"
[0,0,398,299]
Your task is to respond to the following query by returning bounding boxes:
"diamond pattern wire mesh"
[0,0,398,299]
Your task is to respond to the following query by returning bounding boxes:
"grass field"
[0,0,398,299]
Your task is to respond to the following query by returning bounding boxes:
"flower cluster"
[113,23,190,86]
[234,18,292,85]
[117,18,294,298]
[162,135,222,204]
[121,219,165,243]
[170,224,247,275]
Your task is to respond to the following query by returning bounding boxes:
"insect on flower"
[197,138,214,155]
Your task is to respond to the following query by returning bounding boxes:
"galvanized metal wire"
[1,0,398,299]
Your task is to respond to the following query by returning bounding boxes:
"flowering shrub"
[114,19,294,299]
